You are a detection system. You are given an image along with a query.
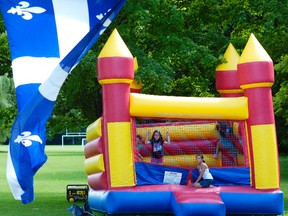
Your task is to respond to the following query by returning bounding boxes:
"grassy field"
[0,145,287,216]
[280,154,288,213]
[0,145,87,216]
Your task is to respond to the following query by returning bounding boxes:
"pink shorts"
[151,157,163,164]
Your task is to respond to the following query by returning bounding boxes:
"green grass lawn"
[0,145,87,216]
[0,145,287,215]
[280,154,288,213]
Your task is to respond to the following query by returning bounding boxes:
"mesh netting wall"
[133,118,248,168]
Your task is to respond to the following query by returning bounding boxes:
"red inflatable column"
[238,34,279,189]
[97,29,135,188]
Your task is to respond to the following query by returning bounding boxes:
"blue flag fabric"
[0,0,126,204]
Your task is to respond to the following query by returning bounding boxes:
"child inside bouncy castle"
[213,121,238,166]
[145,130,170,164]
[136,135,144,161]
[193,154,214,188]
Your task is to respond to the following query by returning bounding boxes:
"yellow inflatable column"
[238,34,279,189]
[97,29,135,188]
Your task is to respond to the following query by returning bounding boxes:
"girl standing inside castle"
[146,130,170,164]
[193,154,214,188]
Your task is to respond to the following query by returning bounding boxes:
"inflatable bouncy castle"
[83,29,284,215]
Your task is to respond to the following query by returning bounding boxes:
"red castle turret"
[97,29,135,189]
[216,43,243,97]
[238,34,279,189]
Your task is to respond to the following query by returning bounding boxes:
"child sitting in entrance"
[193,154,214,188]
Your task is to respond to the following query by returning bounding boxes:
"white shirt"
[200,165,213,180]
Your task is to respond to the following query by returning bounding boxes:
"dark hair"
[136,135,143,144]
[217,121,232,138]
[196,154,205,163]
[150,130,164,144]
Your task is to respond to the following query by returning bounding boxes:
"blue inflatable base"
[88,185,284,215]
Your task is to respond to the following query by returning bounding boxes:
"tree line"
[0,0,287,152]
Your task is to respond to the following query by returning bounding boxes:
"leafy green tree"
[176,0,288,149]
[0,13,14,144]
[0,12,11,76]
[1,1,288,150]
[108,0,219,96]
[0,74,15,108]
[0,74,16,143]
[274,55,288,151]
[0,32,11,76]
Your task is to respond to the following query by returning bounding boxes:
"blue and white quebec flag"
[0,0,126,204]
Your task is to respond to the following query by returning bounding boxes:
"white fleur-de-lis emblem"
[96,9,112,35]
[14,131,43,147]
[7,1,46,20]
